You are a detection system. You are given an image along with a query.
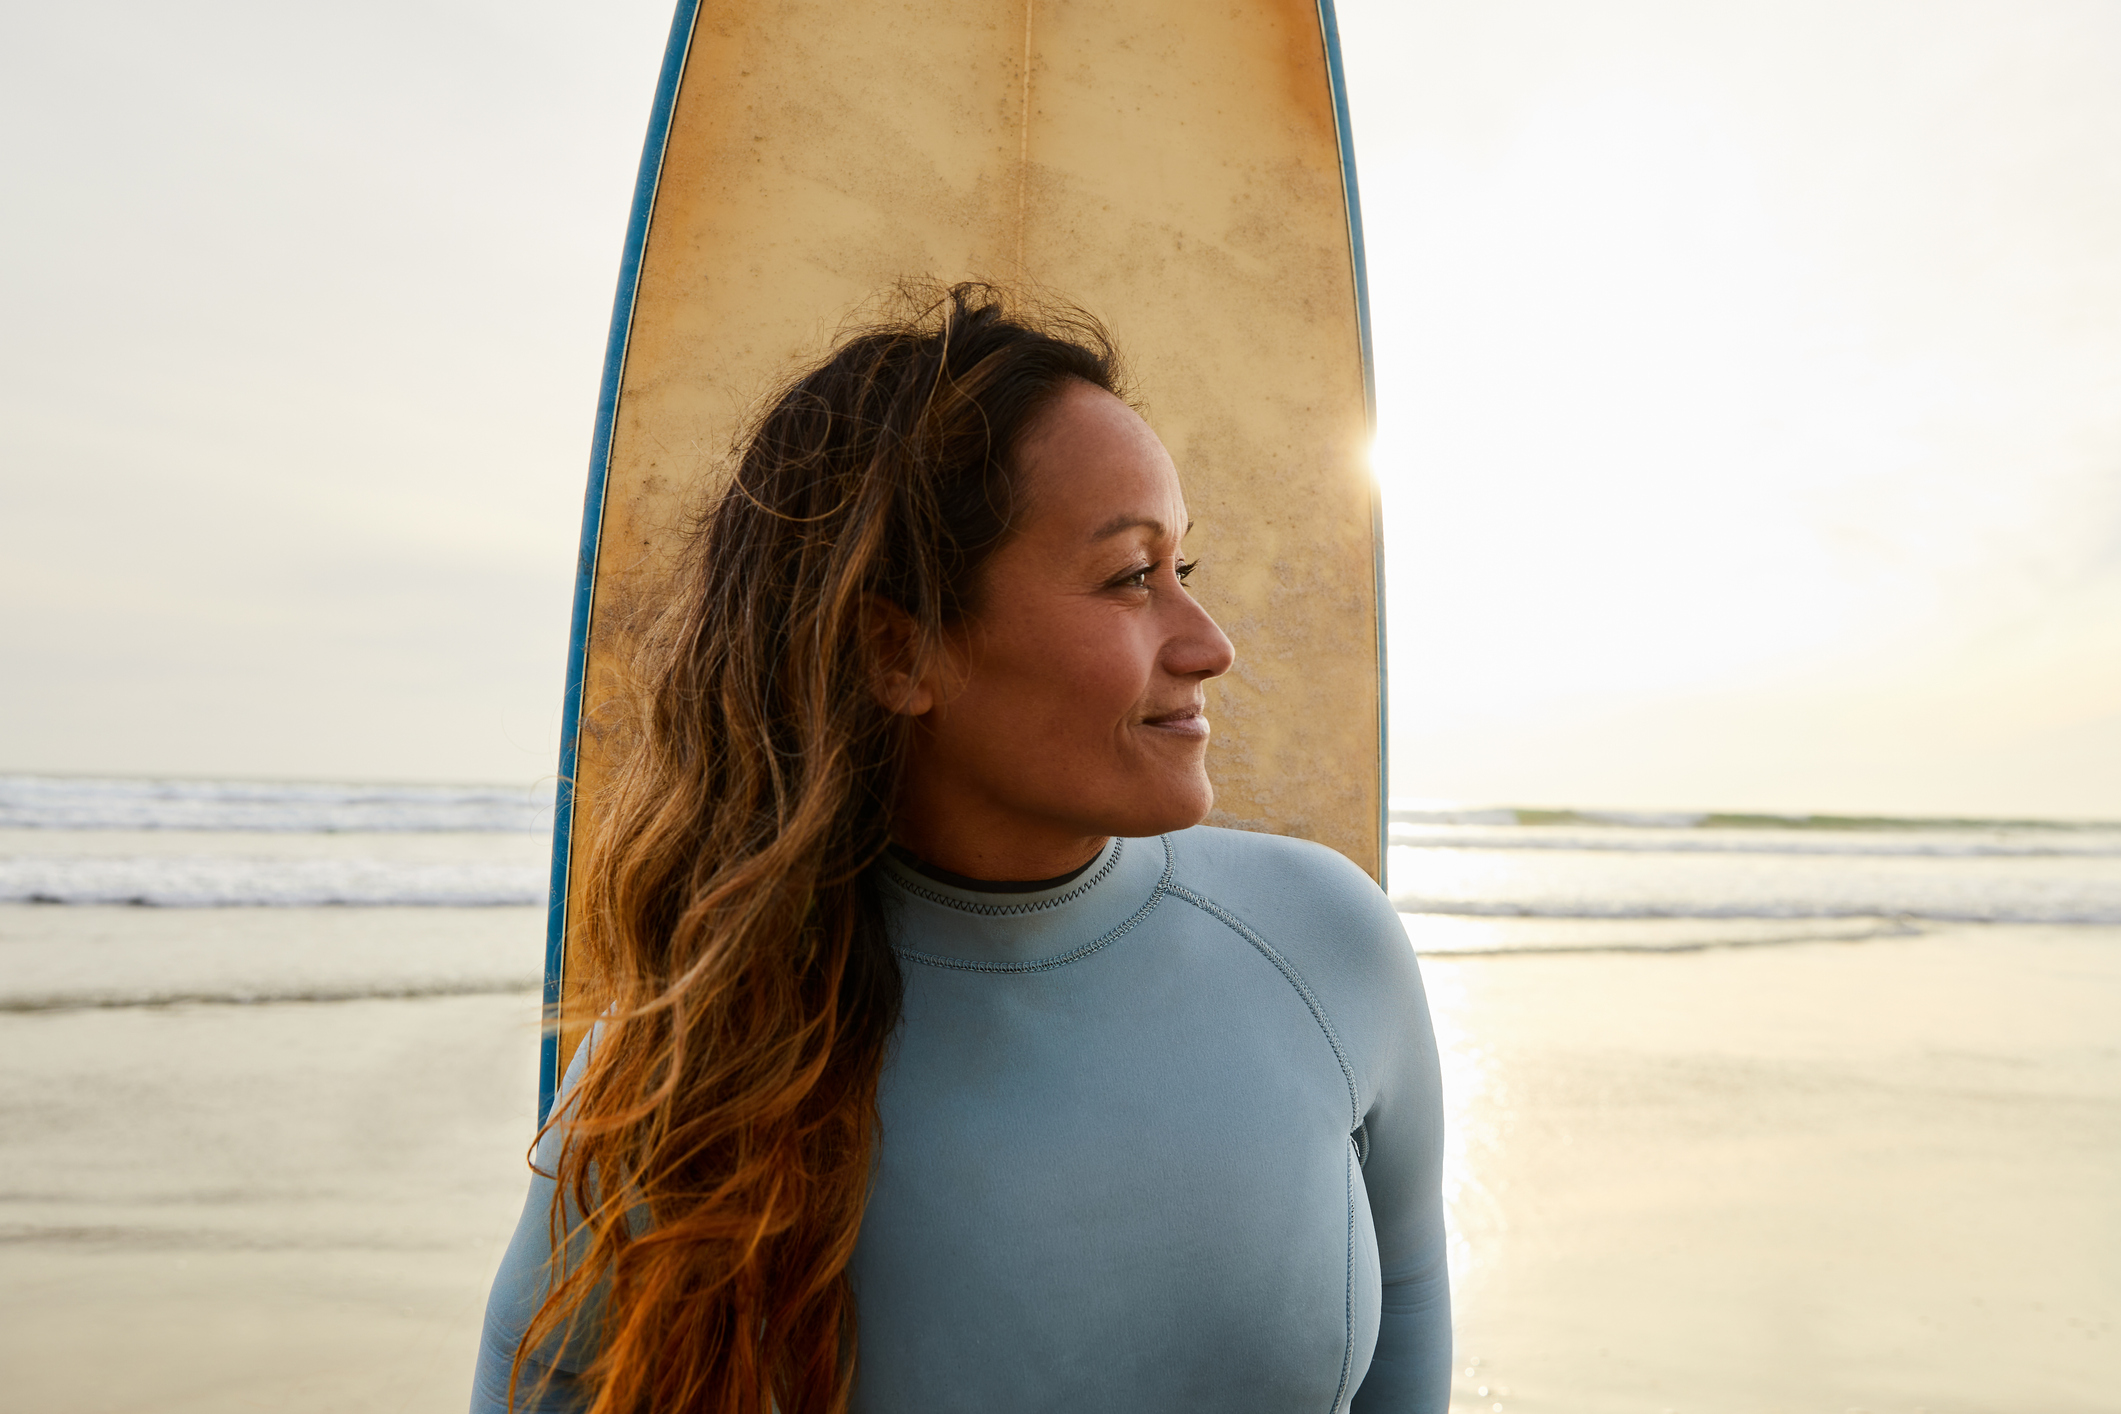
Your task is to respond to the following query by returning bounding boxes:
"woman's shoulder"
[1163,823,1389,908]
[1160,824,1408,969]
[1159,824,1429,1099]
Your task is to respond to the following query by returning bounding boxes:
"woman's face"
[895,381,1236,880]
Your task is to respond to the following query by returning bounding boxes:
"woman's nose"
[1165,592,1236,681]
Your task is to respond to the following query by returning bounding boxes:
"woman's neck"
[885,840,1107,892]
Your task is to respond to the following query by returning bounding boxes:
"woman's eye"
[1110,558,1196,591]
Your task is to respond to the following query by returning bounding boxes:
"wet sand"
[1,909,2114,1411]
[0,904,546,1413]
[0,986,542,1412]
[1427,924,2121,1414]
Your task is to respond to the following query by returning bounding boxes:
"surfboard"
[542,0,1382,1116]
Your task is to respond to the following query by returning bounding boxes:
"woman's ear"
[863,597,936,716]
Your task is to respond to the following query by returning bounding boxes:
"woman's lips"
[1140,707,1209,740]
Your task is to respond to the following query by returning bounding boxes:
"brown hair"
[518,284,1123,1413]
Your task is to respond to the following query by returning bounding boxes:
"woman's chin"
[1109,774,1215,838]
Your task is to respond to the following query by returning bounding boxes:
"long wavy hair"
[517,284,1124,1413]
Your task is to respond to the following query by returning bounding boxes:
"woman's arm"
[1168,827,1455,1410]
[469,1034,601,1414]
[471,1169,589,1413]
[1349,909,1453,1413]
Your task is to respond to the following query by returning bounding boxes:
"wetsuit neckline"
[874,835,1169,969]
[885,842,1102,895]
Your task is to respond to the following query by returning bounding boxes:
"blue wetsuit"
[474,825,1451,1411]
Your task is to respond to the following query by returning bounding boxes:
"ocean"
[0,775,555,1010]
[5,770,2116,1009]
[6,772,2116,921]
[1389,805,2121,957]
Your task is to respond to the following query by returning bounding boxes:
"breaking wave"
[0,856,545,907]
[0,775,553,833]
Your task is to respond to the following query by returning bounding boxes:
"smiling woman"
[888,380,1237,881]
[470,287,1450,1413]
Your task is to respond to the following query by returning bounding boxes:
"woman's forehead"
[1088,510,1193,544]
[1017,387,1185,534]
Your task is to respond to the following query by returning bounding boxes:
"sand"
[1427,924,2121,1414]
[0,902,543,1007]
[0,976,542,1412]
[1,908,2114,1411]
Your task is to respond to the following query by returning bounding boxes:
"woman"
[473,286,1450,1413]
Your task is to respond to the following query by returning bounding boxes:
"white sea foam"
[1387,839,2121,927]
[5,778,2117,937]
[0,855,545,907]
[1390,896,2121,926]
[1388,823,2121,858]
[1385,806,1523,827]
[1396,913,1926,956]
[0,775,554,833]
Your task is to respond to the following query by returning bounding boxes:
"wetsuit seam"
[1165,880,1364,1412]
[892,836,1175,974]
[1341,1139,1356,1412]
[885,838,1126,917]
[1164,883,1362,1125]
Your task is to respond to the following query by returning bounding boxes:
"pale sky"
[1345,0,2121,817]
[3,1,2116,818]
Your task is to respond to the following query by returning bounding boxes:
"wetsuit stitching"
[893,836,1175,974]
[1164,883,1362,1127]
[887,838,1126,917]
[1341,1140,1356,1412]
[1168,879,1363,1413]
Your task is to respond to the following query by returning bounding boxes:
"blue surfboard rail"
[1313,0,1390,883]
[541,0,703,1126]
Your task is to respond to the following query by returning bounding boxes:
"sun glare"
[1343,12,2121,815]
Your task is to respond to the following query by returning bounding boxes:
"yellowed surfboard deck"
[543,0,1381,1112]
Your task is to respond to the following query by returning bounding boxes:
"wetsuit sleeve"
[1348,896,1453,1413]
[470,1035,601,1414]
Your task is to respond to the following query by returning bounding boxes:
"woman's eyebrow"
[1090,514,1192,541]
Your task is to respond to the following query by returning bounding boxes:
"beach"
[1426,924,2120,1414]
[1,780,2116,1410]
[0,980,540,1412]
